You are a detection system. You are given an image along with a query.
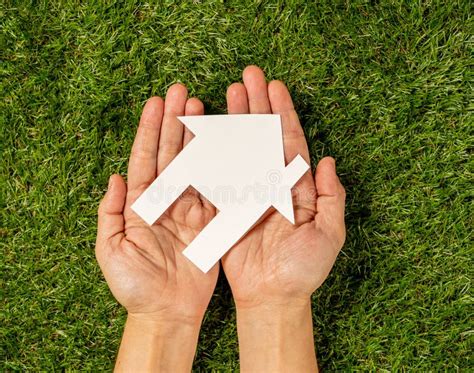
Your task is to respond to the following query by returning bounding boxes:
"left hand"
[95,84,219,325]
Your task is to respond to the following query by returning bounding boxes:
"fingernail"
[108,176,113,190]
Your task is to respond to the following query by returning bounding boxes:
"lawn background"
[2,0,472,370]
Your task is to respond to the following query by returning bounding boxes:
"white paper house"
[132,114,309,272]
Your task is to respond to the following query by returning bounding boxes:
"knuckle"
[158,144,181,158]
[97,198,107,215]
[139,120,160,130]
[131,182,152,195]
[131,147,155,160]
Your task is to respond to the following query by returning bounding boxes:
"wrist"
[235,298,317,372]
[235,295,311,313]
[115,313,202,372]
[236,298,312,330]
[127,310,203,331]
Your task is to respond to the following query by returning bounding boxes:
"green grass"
[2,0,472,370]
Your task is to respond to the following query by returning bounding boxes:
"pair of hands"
[96,66,346,372]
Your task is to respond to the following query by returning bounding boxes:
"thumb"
[96,174,127,250]
[314,157,346,248]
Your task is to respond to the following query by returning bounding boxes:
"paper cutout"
[131,114,310,272]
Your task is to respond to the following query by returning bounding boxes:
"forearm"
[115,314,201,372]
[236,299,317,372]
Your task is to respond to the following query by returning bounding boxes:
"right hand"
[222,66,346,310]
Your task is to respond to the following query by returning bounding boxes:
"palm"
[96,86,219,320]
[117,192,217,315]
[222,67,345,306]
